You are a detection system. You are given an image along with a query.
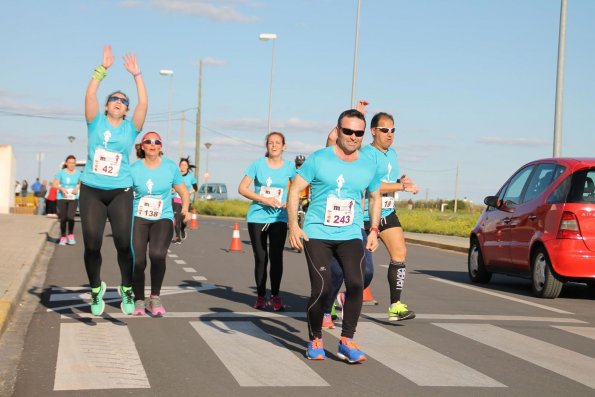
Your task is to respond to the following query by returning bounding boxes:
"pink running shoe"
[147,295,166,316]
[269,295,285,312]
[67,234,76,245]
[133,300,146,316]
[58,236,67,246]
[253,295,266,309]
[322,313,335,329]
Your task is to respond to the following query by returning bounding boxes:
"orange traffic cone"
[190,209,199,230]
[228,223,243,252]
[362,287,378,306]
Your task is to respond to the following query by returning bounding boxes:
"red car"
[468,158,595,298]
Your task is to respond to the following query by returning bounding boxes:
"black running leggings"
[57,199,78,236]
[132,217,173,301]
[172,201,184,238]
[247,222,287,297]
[79,183,134,289]
[304,238,365,340]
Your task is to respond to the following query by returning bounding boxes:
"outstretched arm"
[123,53,148,132]
[85,45,115,123]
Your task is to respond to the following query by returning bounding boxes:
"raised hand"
[122,53,140,75]
[102,45,115,69]
[356,99,369,115]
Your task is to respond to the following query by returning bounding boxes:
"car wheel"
[468,239,491,283]
[531,247,563,299]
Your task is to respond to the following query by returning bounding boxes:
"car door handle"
[502,218,511,224]
[528,215,537,220]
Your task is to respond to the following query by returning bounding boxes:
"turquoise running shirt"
[54,169,82,200]
[173,172,197,199]
[245,157,297,223]
[131,157,183,221]
[298,146,382,241]
[82,113,139,189]
[361,144,400,221]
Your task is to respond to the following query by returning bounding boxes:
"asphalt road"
[7,217,595,396]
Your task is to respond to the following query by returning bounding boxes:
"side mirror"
[484,195,500,208]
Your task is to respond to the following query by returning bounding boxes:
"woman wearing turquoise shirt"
[53,155,82,246]
[130,131,190,316]
[80,45,148,316]
[238,132,296,311]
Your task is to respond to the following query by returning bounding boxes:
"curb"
[404,237,468,254]
[0,222,56,339]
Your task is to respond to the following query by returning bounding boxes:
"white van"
[198,183,228,200]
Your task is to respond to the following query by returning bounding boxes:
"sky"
[2,0,595,204]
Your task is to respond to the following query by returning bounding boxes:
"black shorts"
[364,210,401,233]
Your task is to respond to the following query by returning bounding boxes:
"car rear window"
[565,169,595,203]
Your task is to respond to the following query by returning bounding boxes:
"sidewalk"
[0,214,55,338]
[0,215,468,339]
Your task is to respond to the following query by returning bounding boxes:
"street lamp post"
[351,0,362,108]
[204,142,212,200]
[159,69,174,155]
[194,60,203,206]
[259,33,277,133]
[36,152,44,179]
[553,0,567,157]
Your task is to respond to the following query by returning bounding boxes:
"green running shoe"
[119,285,135,315]
[90,281,106,316]
[330,303,337,320]
[388,301,416,322]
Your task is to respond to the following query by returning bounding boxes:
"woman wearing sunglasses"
[130,132,190,316]
[238,132,296,311]
[79,45,148,316]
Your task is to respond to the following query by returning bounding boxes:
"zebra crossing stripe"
[325,323,504,387]
[54,323,150,390]
[436,323,595,389]
[552,326,595,341]
[190,320,329,387]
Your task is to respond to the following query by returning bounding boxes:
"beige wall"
[0,145,16,214]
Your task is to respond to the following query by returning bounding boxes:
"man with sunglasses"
[80,45,148,316]
[288,109,382,363]
[362,112,419,321]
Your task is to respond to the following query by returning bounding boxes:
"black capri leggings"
[132,217,173,301]
[304,238,365,340]
[79,183,134,289]
[57,199,78,236]
[247,222,288,297]
[172,201,183,238]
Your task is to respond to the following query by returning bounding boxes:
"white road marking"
[174,259,186,265]
[192,276,207,281]
[54,323,149,390]
[168,254,178,258]
[182,267,196,273]
[48,284,217,312]
[362,313,585,323]
[437,323,595,389]
[190,320,328,387]
[429,277,574,314]
[61,311,308,320]
[552,326,595,341]
[325,323,504,387]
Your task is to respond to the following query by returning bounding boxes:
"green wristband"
[92,65,107,81]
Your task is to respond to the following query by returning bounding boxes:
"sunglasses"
[340,127,365,137]
[374,127,396,134]
[142,139,162,146]
[108,96,130,106]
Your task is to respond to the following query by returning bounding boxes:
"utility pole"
[179,111,185,160]
[553,0,567,157]
[454,163,459,213]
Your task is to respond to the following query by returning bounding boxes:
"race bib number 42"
[137,196,163,220]
[93,147,122,177]
[324,197,355,227]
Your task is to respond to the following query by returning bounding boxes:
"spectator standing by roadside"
[35,180,48,215]
[32,178,41,196]
[15,181,21,197]
[21,180,29,197]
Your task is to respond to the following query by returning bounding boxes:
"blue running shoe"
[337,337,367,363]
[306,338,325,360]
